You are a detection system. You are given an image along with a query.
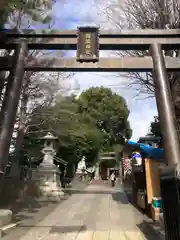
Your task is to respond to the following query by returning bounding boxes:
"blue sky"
[51,0,158,141]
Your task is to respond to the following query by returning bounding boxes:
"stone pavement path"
[4,183,159,240]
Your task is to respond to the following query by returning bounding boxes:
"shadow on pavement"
[18,224,87,233]
[64,189,120,195]
[51,225,87,233]
[137,220,162,240]
[14,199,59,222]
[111,192,129,204]
[123,183,147,215]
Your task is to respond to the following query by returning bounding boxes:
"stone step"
[0,222,20,238]
[0,210,12,227]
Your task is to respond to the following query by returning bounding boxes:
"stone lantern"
[34,132,64,201]
[41,132,58,166]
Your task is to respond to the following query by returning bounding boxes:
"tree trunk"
[0,0,8,9]
[0,72,14,130]
[14,87,28,162]
[0,72,6,102]
[9,92,28,177]
[9,72,31,177]
[0,50,13,105]
[0,50,16,127]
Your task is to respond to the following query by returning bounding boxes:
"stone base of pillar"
[32,164,64,202]
[0,209,12,227]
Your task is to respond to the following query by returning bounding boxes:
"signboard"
[77,26,99,62]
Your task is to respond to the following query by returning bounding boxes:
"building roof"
[124,141,164,162]
[138,135,161,143]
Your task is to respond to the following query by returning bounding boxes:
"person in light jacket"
[110,172,116,187]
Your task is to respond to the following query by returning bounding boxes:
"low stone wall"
[0,178,41,214]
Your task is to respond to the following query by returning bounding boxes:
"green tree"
[20,89,132,170]
[21,95,103,167]
[0,0,52,28]
[77,87,132,148]
[79,122,103,166]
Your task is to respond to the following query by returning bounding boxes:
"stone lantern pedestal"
[33,133,64,202]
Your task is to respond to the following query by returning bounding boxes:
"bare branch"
[100,0,180,102]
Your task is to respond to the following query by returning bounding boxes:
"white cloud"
[128,99,157,140]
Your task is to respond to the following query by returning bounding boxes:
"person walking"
[110,172,116,187]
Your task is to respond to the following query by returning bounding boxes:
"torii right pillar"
[151,43,180,239]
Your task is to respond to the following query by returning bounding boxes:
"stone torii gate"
[1,26,180,238]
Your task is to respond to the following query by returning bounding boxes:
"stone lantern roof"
[41,132,58,140]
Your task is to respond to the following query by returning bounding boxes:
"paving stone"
[124,230,146,240]
[109,230,126,240]
[93,230,109,240]
[76,230,93,240]
[3,182,161,240]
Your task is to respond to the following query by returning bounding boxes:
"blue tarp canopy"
[126,140,164,161]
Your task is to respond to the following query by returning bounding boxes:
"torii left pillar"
[0,42,27,180]
[0,42,27,229]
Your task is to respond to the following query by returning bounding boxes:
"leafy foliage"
[78,87,132,146]
[0,0,68,169]
[21,95,100,166]
[20,87,132,167]
[0,0,53,28]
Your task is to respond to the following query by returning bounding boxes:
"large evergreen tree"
[77,87,132,147]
